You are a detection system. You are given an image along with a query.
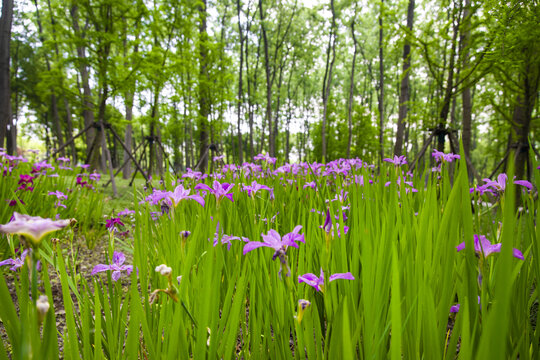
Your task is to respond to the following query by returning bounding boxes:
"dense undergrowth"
[0,148,539,359]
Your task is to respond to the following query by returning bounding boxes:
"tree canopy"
[0,0,538,179]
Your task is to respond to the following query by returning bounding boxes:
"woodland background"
[0,0,538,180]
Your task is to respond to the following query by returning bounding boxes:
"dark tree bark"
[394,0,415,156]
[321,0,337,162]
[512,62,539,181]
[0,0,13,152]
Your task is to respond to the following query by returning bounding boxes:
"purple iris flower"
[242,180,272,198]
[167,184,205,207]
[182,168,204,180]
[91,251,134,281]
[383,155,407,166]
[303,181,317,190]
[54,201,67,209]
[432,150,460,163]
[6,199,20,206]
[76,175,91,188]
[0,249,29,271]
[450,296,481,314]
[106,217,124,232]
[118,208,136,217]
[57,157,70,163]
[482,173,533,193]
[211,222,249,250]
[254,153,277,165]
[456,234,524,260]
[0,212,71,246]
[243,225,305,256]
[298,268,355,292]
[322,209,332,234]
[320,209,349,238]
[194,180,234,203]
[148,190,172,206]
[48,190,68,200]
[33,161,55,173]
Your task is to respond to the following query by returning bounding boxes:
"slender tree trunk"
[437,1,462,152]
[183,98,190,169]
[460,0,473,178]
[284,59,298,163]
[321,0,337,162]
[122,19,138,179]
[259,0,273,156]
[246,26,261,159]
[347,12,359,158]
[512,63,539,181]
[45,0,77,161]
[0,0,13,150]
[272,47,289,158]
[378,0,385,162]
[33,0,65,156]
[70,4,98,167]
[394,0,415,156]
[198,0,210,172]
[236,0,244,163]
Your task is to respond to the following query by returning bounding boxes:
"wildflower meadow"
[0,148,539,359]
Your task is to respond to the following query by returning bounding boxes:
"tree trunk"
[0,0,13,152]
[394,0,415,156]
[247,30,261,159]
[259,0,273,156]
[198,0,210,172]
[347,11,359,158]
[512,63,539,181]
[33,0,65,156]
[437,1,461,152]
[460,0,473,179]
[45,0,77,161]
[70,4,98,168]
[122,19,138,179]
[236,0,244,164]
[377,0,385,162]
[321,0,337,162]
[123,96,134,178]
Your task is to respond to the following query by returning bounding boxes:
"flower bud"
[297,299,311,323]
[36,295,50,322]
[155,264,172,276]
